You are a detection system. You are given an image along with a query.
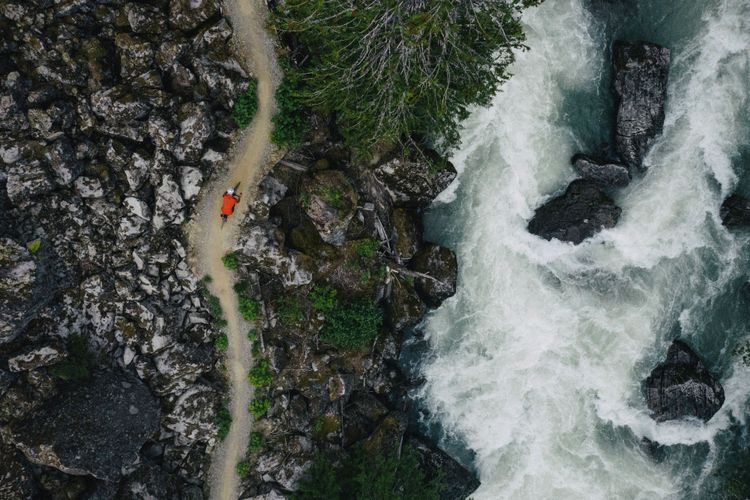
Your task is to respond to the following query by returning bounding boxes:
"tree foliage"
[321,299,383,350]
[271,0,540,151]
[293,446,442,500]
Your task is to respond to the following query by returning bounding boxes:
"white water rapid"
[418,0,750,498]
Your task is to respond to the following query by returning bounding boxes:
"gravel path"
[187,1,277,498]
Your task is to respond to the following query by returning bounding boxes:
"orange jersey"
[221,194,239,215]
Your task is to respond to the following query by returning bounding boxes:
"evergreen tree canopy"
[272,0,541,151]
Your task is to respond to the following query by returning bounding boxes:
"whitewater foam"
[419,0,750,498]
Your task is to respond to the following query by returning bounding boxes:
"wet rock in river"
[643,340,724,422]
[613,41,670,170]
[528,180,621,244]
[572,153,630,187]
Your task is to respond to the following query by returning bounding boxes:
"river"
[414,0,750,498]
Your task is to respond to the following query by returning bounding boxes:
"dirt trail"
[187,1,277,499]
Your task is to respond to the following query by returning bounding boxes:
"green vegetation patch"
[248,359,273,387]
[248,431,263,453]
[232,79,259,128]
[271,71,308,147]
[49,334,93,381]
[293,445,442,500]
[270,0,538,152]
[355,239,379,259]
[236,460,251,478]
[321,299,383,350]
[222,252,239,269]
[249,397,271,417]
[234,281,260,321]
[308,285,337,312]
[216,407,232,440]
[214,334,229,351]
[277,296,304,325]
[26,238,41,254]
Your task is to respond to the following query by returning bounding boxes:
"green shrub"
[271,72,307,147]
[233,282,260,321]
[215,334,229,351]
[321,299,383,350]
[249,398,271,417]
[238,296,260,321]
[355,239,379,258]
[236,460,251,478]
[251,341,261,356]
[216,407,232,440]
[49,334,92,381]
[248,359,273,387]
[248,432,263,453]
[277,297,304,325]
[222,252,239,269]
[232,79,259,128]
[320,186,343,209]
[215,318,228,330]
[247,329,258,342]
[26,238,41,254]
[271,0,538,152]
[201,274,213,284]
[309,285,337,312]
[293,446,442,500]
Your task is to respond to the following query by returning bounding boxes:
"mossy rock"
[288,218,337,259]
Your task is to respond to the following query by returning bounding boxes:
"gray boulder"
[374,155,456,208]
[0,238,36,342]
[572,154,630,187]
[528,180,621,244]
[406,435,480,500]
[301,170,359,246]
[613,41,670,169]
[410,244,458,308]
[643,340,724,422]
[6,371,160,480]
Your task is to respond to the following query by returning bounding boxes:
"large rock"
[6,371,160,480]
[406,435,480,500]
[613,41,670,169]
[410,244,457,308]
[528,180,621,244]
[0,441,33,499]
[374,155,456,208]
[720,194,750,227]
[571,154,630,187]
[301,170,358,246]
[643,340,724,422]
[0,238,36,342]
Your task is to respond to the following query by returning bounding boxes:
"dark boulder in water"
[613,41,670,170]
[643,340,724,422]
[572,154,631,187]
[527,180,621,244]
[720,194,750,227]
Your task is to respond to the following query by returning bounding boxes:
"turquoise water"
[416,0,750,498]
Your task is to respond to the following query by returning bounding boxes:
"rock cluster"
[231,135,477,498]
[0,0,248,495]
[528,40,670,244]
[643,340,724,422]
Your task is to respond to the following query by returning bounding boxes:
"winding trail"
[187,1,277,498]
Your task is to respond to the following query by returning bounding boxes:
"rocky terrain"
[643,340,725,422]
[225,131,479,497]
[528,40,670,244]
[0,0,250,496]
